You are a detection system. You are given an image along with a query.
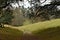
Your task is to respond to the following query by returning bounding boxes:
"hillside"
[1,19,60,40]
[19,19,60,40]
[19,19,60,32]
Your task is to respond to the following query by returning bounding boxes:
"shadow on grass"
[0,27,23,40]
[22,26,60,40]
[1,26,60,40]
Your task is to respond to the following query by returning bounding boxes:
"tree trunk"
[0,23,4,28]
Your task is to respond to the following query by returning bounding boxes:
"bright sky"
[23,0,31,8]
[11,0,60,9]
[11,0,31,8]
[23,0,51,7]
[41,0,51,6]
[11,0,52,8]
[57,6,60,10]
[23,0,52,7]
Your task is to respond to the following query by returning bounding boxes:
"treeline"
[0,0,60,27]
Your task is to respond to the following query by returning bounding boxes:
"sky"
[23,0,51,7]
[11,0,52,8]
[41,0,51,6]
[11,0,31,8]
[57,6,60,10]
[23,0,31,8]
[11,0,60,9]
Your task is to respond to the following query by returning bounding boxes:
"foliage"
[0,7,13,27]
[0,9,13,23]
[26,0,60,23]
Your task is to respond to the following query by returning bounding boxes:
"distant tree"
[11,7,25,26]
[28,0,60,22]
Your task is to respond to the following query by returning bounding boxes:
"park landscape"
[0,19,60,40]
[0,0,60,40]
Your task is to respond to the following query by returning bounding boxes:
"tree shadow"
[22,26,60,40]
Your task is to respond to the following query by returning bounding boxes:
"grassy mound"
[0,27,23,40]
[19,19,60,40]
[19,19,60,32]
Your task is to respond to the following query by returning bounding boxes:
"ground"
[0,19,60,40]
[0,27,23,40]
[6,19,60,32]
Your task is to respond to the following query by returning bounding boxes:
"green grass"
[0,19,60,40]
[32,26,60,40]
[23,19,31,25]
[0,27,23,40]
[19,19,60,32]
[19,19,60,40]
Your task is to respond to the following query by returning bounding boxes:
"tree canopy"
[0,0,60,26]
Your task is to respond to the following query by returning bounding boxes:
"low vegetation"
[0,19,60,40]
[0,27,23,40]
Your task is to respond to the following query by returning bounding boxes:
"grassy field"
[19,19,60,32]
[0,27,23,40]
[0,19,60,40]
[19,19,60,40]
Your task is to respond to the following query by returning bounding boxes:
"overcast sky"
[41,0,51,6]
[11,0,60,9]
[23,0,51,7]
[11,0,52,8]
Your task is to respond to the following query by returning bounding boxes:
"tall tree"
[0,0,21,27]
[27,0,60,22]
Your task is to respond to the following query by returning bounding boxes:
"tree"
[0,7,13,27]
[12,7,25,26]
[0,0,23,27]
[28,0,60,20]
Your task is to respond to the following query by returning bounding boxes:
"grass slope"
[0,27,23,40]
[0,19,60,40]
[19,19,60,32]
[19,19,60,40]
[31,26,60,40]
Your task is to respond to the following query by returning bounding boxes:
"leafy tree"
[0,0,18,27]
[0,7,13,27]
[27,0,60,22]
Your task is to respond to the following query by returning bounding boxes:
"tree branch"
[40,0,47,4]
